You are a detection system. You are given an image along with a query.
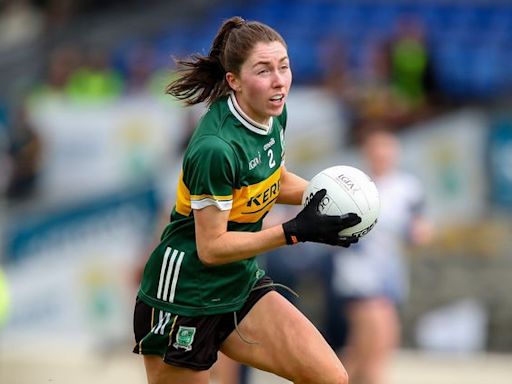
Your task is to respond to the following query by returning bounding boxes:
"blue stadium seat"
[110,0,512,100]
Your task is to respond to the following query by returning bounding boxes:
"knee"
[319,367,349,384]
[322,365,349,384]
[329,366,349,384]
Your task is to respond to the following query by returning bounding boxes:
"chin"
[269,105,284,116]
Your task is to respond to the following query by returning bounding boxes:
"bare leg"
[339,298,399,384]
[221,291,348,384]
[143,355,209,384]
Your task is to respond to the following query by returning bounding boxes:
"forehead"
[244,41,288,65]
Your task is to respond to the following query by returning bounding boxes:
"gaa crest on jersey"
[173,326,196,351]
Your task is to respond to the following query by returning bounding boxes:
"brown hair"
[166,16,287,106]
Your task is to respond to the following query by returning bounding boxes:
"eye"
[258,68,270,75]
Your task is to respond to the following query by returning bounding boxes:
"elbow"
[197,249,221,267]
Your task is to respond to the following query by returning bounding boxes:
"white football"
[302,165,380,238]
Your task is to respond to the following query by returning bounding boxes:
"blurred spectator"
[317,36,361,147]
[318,35,410,145]
[318,36,352,101]
[331,127,433,384]
[116,41,181,99]
[389,16,431,112]
[29,43,83,103]
[0,0,43,50]
[350,40,409,143]
[121,42,159,95]
[112,44,175,101]
[5,103,43,201]
[319,16,442,145]
[66,46,124,101]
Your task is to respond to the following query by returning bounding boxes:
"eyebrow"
[252,56,289,68]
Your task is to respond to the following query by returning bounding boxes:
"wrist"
[282,220,300,245]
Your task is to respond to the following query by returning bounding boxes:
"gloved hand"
[282,189,361,247]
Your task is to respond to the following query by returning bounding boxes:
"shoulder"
[192,96,240,140]
[182,134,239,187]
[185,134,235,162]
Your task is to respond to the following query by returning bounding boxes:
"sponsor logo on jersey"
[263,137,275,151]
[230,167,282,223]
[246,180,280,208]
[249,151,262,170]
[173,326,196,351]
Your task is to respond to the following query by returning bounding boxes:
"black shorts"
[132,276,275,370]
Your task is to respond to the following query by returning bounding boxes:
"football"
[302,165,380,238]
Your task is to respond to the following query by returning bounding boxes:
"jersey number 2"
[267,149,276,168]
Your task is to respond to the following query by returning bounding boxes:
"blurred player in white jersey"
[332,128,433,384]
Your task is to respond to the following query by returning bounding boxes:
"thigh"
[220,291,346,383]
[143,355,209,384]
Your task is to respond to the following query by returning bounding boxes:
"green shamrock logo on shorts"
[173,326,196,351]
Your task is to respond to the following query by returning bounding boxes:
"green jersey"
[138,93,287,316]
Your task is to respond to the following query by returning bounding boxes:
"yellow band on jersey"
[175,168,282,223]
[175,172,233,215]
[230,167,281,223]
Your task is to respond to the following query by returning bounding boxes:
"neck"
[229,92,272,132]
[233,93,270,127]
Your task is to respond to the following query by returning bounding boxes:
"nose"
[272,70,286,87]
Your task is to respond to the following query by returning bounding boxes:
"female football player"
[133,16,361,384]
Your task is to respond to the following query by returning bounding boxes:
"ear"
[225,72,240,92]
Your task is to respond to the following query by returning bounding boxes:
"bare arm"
[195,187,362,265]
[194,166,308,266]
[276,165,308,205]
[194,205,287,266]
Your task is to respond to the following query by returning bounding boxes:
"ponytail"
[166,17,246,106]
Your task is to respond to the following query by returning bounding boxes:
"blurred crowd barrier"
[0,88,511,357]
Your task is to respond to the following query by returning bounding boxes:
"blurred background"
[1,0,512,383]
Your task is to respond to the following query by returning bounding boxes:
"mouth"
[269,94,285,104]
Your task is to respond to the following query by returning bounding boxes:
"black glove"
[282,189,361,247]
